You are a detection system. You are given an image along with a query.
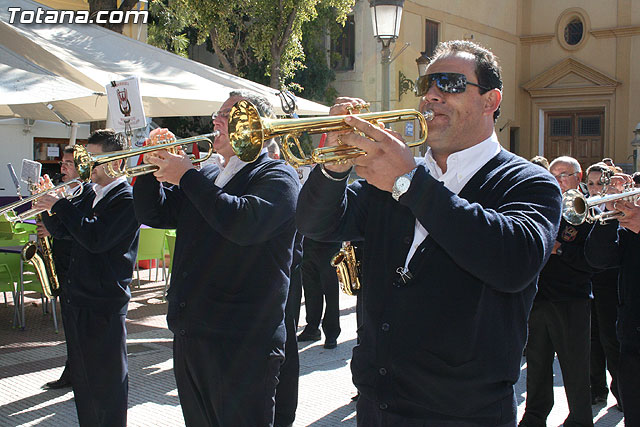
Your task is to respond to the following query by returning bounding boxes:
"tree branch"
[210,29,237,74]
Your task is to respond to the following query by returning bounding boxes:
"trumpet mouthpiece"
[423,110,435,121]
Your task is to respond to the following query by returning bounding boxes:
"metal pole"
[381,40,391,111]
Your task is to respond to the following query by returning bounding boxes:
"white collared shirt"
[92,176,127,208]
[403,132,502,268]
[214,148,267,188]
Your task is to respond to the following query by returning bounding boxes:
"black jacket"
[585,221,640,351]
[296,150,561,423]
[42,181,139,314]
[48,182,95,282]
[535,218,597,301]
[133,154,300,346]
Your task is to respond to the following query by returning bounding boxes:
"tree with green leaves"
[148,0,354,91]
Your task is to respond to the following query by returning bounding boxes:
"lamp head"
[370,0,404,40]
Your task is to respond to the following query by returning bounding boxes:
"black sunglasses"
[416,72,491,96]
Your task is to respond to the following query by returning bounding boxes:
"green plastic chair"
[135,227,167,287]
[0,262,20,327]
[0,251,58,332]
[0,215,29,245]
[13,222,37,236]
[162,232,177,301]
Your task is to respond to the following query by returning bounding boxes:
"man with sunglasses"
[133,90,300,427]
[296,40,562,426]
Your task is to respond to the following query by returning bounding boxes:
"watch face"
[396,176,411,192]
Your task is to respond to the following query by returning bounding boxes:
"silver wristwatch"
[392,167,418,201]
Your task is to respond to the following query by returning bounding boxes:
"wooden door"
[544,110,604,171]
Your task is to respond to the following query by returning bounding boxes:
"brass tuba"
[330,242,361,296]
[228,99,434,167]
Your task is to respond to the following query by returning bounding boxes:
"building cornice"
[591,26,640,39]
[520,34,555,45]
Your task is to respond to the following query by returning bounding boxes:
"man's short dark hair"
[87,129,126,153]
[429,40,503,122]
[63,145,75,155]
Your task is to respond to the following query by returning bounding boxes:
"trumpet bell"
[562,189,587,225]
[229,100,264,163]
[74,145,94,182]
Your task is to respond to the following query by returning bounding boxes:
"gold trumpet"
[228,99,434,167]
[562,188,640,225]
[0,179,83,222]
[73,132,219,181]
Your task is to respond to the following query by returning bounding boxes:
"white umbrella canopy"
[0,44,107,122]
[0,0,329,122]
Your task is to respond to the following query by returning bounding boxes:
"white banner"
[105,76,146,133]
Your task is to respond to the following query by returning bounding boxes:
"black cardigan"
[42,181,139,314]
[133,154,300,345]
[48,182,95,282]
[296,150,562,423]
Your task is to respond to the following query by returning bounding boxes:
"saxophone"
[330,242,361,296]
[20,213,60,300]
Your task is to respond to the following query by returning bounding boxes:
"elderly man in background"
[520,156,596,427]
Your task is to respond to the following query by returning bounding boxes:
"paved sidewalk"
[0,271,625,426]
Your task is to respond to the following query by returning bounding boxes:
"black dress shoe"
[297,328,321,342]
[43,377,72,390]
[323,339,337,349]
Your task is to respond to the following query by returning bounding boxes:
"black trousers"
[58,291,71,382]
[619,346,640,425]
[274,262,302,427]
[589,285,620,402]
[301,239,341,339]
[356,395,516,427]
[173,333,284,427]
[521,299,593,427]
[64,305,128,427]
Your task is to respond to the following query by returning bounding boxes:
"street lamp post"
[370,0,404,111]
[631,122,640,173]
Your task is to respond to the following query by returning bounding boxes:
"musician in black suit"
[133,90,300,426]
[296,41,561,425]
[37,130,139,427]
[39,145,94,390]
[585,175,640,425]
